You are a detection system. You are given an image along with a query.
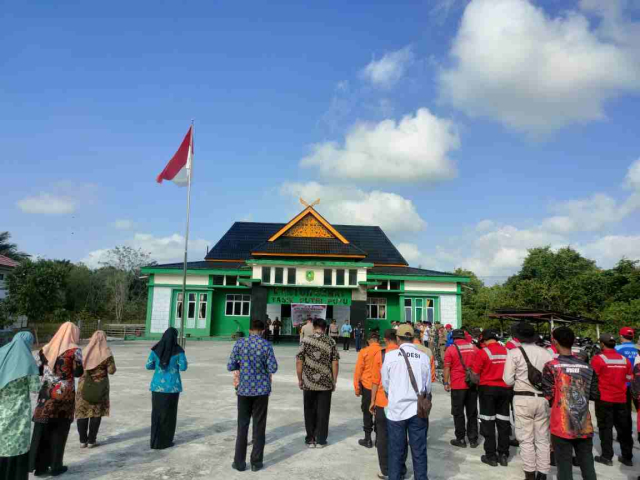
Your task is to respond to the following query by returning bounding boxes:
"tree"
[0,231,29,261]
[4,259,71,325]
[99,246,152,323]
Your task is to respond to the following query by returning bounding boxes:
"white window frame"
[367,297,387,319]
[197,293,208,329]
[226,294,251,317]
[404,298,413,323]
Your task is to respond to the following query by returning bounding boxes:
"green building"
[141,204,469,338]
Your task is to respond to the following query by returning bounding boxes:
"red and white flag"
[156,126,193,186]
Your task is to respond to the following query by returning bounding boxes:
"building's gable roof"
[268,206,350,244]
[0,255,19,268]
[251,237,366,258]
[205,222,407,265]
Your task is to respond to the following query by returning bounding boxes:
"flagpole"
[179,120,194,349]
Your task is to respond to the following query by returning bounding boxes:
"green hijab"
[0,331,39,390]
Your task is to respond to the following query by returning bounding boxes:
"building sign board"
[267,286,351,305]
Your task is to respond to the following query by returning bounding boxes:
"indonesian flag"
[156,126,193,186]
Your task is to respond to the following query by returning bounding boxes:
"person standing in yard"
[591,333,634,468]
[329,320,339,344]
[542,326,599,480]
[470,329,511,468]
[381,325,431,480]
[503,322,553,480]
[300,318,315,343]
[341,321,353,351]
[444,329,479,449]
[354,323,364,352]
[29,322,83,477]
[146,327,188,450]
[353,331,382,448]
[0,332,40,480]
[272,317,281,345]
[296,318,339,448]
[75,331,116,449]
[616,327,639,431]
[369,329,408,480]
[227,320,278,472]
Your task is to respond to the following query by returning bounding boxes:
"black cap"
[515,322,536,343]
[481,329,499,341]
[599,333,615,344]
[452,329,466,340]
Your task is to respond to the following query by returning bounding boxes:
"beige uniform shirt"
[300,323,315,341]
[503,343,553,394]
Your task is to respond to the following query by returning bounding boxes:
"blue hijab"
[0,331,39,390]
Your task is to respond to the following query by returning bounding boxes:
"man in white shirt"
[382,325,432,480]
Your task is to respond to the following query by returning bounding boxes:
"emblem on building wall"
[305,271,315,282]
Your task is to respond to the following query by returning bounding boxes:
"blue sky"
[3,0,640,283]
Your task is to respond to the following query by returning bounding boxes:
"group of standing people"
[0,322,116,479]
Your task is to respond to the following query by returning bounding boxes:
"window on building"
[275,267,284,284]
[212,275,224,285]
[349,269,357,286]
[198,293,208,328]
[262,267,271,284]
[404,298,413,323]
[187,293,197,328]
[426,299,435,323]
[415,298,423,322]
[0,273,4,281]
[336,269,345,286]
[367,297,387,319]
[176,292,184,321]
[287,268,296,285]
[226,294,251,316]
[226,275,238,286]
[324,269,332,286]
[390,281,400,290]
[377,280,388,290]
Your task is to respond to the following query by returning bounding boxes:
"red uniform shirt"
[590,349,633,403]
[444,340,478,390]
[471,342,509,388]
[505,339,521,350]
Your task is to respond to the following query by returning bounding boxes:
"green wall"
[210,289,250,336]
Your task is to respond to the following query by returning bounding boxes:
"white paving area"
[31,341,639,480]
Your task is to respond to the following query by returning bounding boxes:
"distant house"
[0,254,18,300]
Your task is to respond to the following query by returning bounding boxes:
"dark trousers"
[303,390,332,445]
[360,386,373,436]
[150,392,180,449]
[551,435,597,480]
[595,400,633,461]
[479,386,511,459]
[235,395,269,467]
[343,337,351,350]
[77,417,102,445]
[29,420,71,473]
[375,407,408,477]
[388,415,429,480]
[451,388,478,442]
[355,336,362,351]
[273,330,280,344]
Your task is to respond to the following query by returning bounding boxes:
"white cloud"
[397,243,422,263]
[361,46,414,88]
[475,219,495,232]
[280,182,426,233]
[439,0,640,134]
[301,108,459,183]
[81,233,210,268]
[112,219,135,230]
[577,235,640,264]
[17,193,76,215]
[541,193,627,233]
[625,158,640,191]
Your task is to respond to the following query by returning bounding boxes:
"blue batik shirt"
[616,342,639,385]
[227,334,278,397]
[146,351,188,393]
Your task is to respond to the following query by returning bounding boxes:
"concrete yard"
[33,341,639,480]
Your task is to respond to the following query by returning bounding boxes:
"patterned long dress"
[32,348,83,423]
[75,356,117,419]
[0,376,41,458]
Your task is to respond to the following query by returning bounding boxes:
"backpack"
[518,346,544,391]
[454,344,479,387]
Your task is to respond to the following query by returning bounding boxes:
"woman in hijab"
[0,332,40,480]
[146,327,188,449]
[75,331,117,448]
[29,322,83,477]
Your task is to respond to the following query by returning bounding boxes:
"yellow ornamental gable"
[283,214,335,239]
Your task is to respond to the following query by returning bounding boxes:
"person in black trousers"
[227,320,279,472]
[296,319,340,448]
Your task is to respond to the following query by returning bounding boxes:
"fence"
[4,321,147,345]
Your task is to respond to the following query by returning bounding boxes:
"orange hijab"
[83,330,112,371]
[42,322,80,366]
